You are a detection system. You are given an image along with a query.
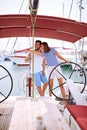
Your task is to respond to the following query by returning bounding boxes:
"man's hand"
[42,70,45,76]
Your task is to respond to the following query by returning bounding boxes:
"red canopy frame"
[0,14,87,43]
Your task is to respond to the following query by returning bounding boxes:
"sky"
[0,0,87,21]
[0,0,87,51]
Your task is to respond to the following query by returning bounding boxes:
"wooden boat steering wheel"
[48,61,86,102]
[0,65,13,103]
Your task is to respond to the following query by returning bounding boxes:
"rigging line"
[24,0,29,13]
[12,0,26,52]
[12,0,25,51]
[68,0,74,18]
[3,38,10,52]
[21,0,29,14]
[18,0,25,13]
[3,0,25,54]
[11,37,18,52]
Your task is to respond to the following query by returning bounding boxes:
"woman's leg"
[43,82,48,95]
[58,77,67,107]
[49,79,53,96]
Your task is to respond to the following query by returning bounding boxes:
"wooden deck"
[0,98,15,130]
[0,96,70,130]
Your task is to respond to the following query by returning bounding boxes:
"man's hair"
[36,40,42,45]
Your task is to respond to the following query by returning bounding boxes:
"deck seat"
[76,117,87,130]
[67,105,87,119]
[67,105,87,130]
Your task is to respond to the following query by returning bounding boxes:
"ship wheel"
[0,65,13,103]
[48,61,86,102]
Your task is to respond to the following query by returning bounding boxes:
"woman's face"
[40,45,45,52]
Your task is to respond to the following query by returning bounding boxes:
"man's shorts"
[34,71,47,87]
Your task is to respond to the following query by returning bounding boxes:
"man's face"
[35,42,40,50]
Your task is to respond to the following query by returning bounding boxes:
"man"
[25,40,48,96]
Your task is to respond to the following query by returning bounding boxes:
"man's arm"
[25,53,31,62]
[27,49,42,56]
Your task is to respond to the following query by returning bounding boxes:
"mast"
[29,0,39,98]
[78,0,85,68]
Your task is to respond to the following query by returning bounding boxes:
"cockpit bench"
[67,105,87,130]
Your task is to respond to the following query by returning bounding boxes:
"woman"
[40,42,69,107]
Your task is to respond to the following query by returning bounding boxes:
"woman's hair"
[41,42,50,53]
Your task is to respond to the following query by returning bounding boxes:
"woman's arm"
[55,51,69,62]
[42,58,46,75]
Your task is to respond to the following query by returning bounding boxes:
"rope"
[30,6,37,26]
[31,22,35,98]
[29,0,39,98]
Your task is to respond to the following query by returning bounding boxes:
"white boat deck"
[0,96,70,130]
[0,98,15,130]
[9,96,70,130]
[0,83,87,130]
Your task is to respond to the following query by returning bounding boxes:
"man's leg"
[37,87,44,96]
[40,71,48,95]
[34,72,43,96]
[43,82,48,95]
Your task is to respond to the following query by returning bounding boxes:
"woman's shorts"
[47,66,62,79]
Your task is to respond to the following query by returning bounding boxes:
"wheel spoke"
[55,68,67,80]
[0,91,6,98]
[52,81,66,91]
[0,74,9,80]
[68,66,75,79]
